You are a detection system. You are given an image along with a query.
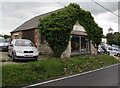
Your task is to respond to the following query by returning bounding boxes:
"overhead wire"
[55,0,66,7]
[55,0,120,17]
[91,0,120,17]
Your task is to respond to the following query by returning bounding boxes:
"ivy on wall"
[38,3,103,57]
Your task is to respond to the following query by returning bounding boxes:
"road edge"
[23,63,119,88]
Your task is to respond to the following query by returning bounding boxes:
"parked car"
[5,38,11,43]
[8,39,39,61]
[114,49,120,57]
[0,37,9,51]
[98,47,105,53]
[105,46,113,55]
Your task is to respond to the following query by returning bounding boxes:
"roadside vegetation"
[2,54,120,87]
[0,59,12,62]
[106,32,120,46]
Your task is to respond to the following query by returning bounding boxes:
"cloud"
[1,2,63,34]
[94,10,118,35]
[77,2,118,15]
[1,1,119,35]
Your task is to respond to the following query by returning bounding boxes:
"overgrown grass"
[2,54,120,87]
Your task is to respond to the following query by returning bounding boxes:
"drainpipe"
[79,36,81,53]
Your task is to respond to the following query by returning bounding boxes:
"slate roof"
[11,9,62,33]
[11,8,87,36]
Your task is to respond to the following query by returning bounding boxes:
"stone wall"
[61,41,71,58]
[35,29,53,56]
[35,28,71,57]
[90,41,97,55]
[39,42,54,56]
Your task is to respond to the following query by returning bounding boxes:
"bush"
[38,3,103,57]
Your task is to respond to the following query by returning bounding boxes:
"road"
[24,64,119,87]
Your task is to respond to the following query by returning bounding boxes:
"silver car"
[0,37,9,51]
[8,39,39,61]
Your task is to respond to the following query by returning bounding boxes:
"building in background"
[108,27,113,34]
[101,38,107,44]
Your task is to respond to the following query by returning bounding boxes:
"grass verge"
[2,54,120,87]
[0,59,12,62]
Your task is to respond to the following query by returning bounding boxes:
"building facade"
[11,10,97,58]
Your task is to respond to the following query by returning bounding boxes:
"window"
[71,35,80,51]
[81,36,89,52]
[15,40,34,46]
[71,35,90,53]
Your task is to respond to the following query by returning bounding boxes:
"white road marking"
[23,63,119,88]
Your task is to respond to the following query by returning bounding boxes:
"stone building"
[11,10,97,58]
[108,27,113,33]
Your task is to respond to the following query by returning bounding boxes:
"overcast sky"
[0,0,119,35]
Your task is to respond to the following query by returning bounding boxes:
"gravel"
[0,51,48,66]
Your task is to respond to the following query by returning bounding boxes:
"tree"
[106,32,120,46]
[0,34,10,39]
[38,3,103,57]
[0,34,3,37]
[3,35,10,39]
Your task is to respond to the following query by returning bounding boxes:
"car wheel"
[8,52,12,57]
[34,57,38,61]
[12,52,17,62]
[118,53,120,57]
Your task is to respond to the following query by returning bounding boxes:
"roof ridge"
[11,8,63,33]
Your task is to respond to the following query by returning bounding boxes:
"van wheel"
[12,52,17,62]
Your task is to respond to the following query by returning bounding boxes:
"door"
[22,29,35,44]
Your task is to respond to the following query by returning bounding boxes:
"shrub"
[38,3,103,57]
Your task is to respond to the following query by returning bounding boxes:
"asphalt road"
[25,64,119,87]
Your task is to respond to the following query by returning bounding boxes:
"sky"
[0,0,119,35]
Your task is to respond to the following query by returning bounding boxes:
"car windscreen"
[98,48,103,50]
[5,38,10,43]
[114,49,118,51]
[15,40,34,46]
[0,39,5,42]
[108,47,113,50]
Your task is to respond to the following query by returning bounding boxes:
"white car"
[106,47,113,55]
[98,47,105,53]
[8,39,39,61]
[114,49,120,57]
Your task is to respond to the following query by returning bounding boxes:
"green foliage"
[2,54,119,86]
[0,34,10,39]
[0,34,3,37]
[3,35,10,39]
[38,3,103,57]
[78,9,103,48]
[106,32,120,46]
